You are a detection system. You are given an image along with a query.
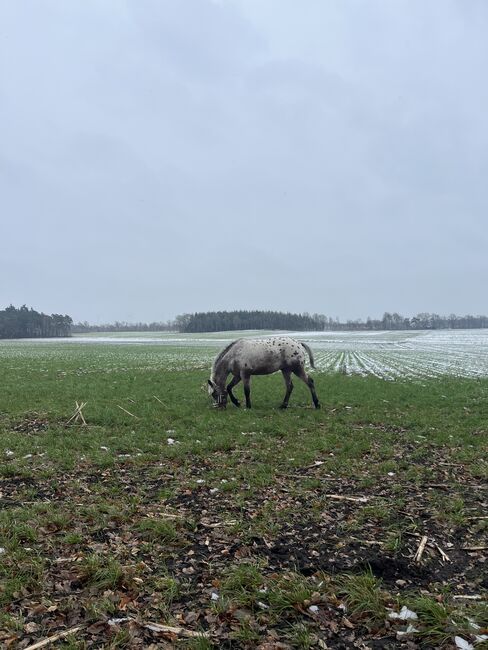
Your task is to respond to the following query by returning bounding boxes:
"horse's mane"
[212,339,239,376]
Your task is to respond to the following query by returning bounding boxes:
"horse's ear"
[207,379,214,395]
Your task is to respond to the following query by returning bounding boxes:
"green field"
[0,339,487,648]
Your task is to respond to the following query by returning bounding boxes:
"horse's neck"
[212,360,228,388]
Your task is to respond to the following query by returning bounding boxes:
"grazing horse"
[207,337,320,409]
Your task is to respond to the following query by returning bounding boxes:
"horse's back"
[230,337,306,374]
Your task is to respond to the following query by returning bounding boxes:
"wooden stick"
[468,516,488,520]
[66,402,87,426]
[434,542,451,563]
[349,536,384,546]
[325,494,369,503]
[453,594,484,600]
[116,405,138,418]
[153,395,166,406]
[24,624,87,650]
[414,535,428,563]
[462,545,488,551]
[143,622,209,638]
[77,401,87,426]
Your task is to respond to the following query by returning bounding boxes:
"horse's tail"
[300,341,315,369]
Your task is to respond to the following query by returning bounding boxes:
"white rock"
[455,637,474,650]
[211,592,219,601]
[308,605,319,613]
[396,624,419,639]
[388,606,418,621]
[108,617,130,626]
[167,438,175,445]
[0,547,5,554]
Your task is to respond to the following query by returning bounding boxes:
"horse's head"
[207,379,227,409]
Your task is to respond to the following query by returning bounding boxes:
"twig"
[66,401,87,426]
[153,395,166,406]
[116,405,138,418]
[453,594,484,600]
[24,624,88,650]
[143,622,209,638]
[462,545,488,551]
[414,535,428,563]
[468,516,488,520]
[325,494,369,503]
[434,542,451,563]
[349,536,384,546]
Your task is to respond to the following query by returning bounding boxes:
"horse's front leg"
[227,375,241,407]
[242,373,252,408]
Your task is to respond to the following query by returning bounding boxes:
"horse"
[207,336,320,409]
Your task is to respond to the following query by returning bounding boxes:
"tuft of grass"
[335,570,386,624]
[267,573,315,613]
[137,518,179,543]
[403,595,481,646]
[285,622,316,649]
[220,562,265,607]
[79,554,128,590]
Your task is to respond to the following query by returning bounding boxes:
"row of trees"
[72,320,177,333]
[334,312,488,331]
[4,307,488,338]
[176,310,488,333]
[0,305,73,339]
[177,311,327,333]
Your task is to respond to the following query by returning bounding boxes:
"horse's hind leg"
[242,373,252,408]
[293,367,320,409]
[227,375,241,407]
[280,369,293,409]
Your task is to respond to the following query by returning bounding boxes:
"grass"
[334,570,387,624]
[0,339,487,647]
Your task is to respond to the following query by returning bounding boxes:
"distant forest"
[0,305,72,339]
[175,310,488,333]
[72,311,488,333]
[178,311,325,332]
[3,307,488,339]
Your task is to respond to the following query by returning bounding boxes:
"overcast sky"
[1,1,487,323]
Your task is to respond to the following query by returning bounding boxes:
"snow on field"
[295,329,488,380]
[1,330,488,380]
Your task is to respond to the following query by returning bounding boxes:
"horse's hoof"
[315,403,321,409]
[234,401,241,408]
[279,404,288,410]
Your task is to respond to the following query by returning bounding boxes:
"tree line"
[335,312,488,331]
[0,305,73,339]
[175,310,488,333]
[71,320,177,333]
[176,310,326,333]
[4,307,488,338]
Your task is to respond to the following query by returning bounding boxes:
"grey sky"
[1,0,487,323]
